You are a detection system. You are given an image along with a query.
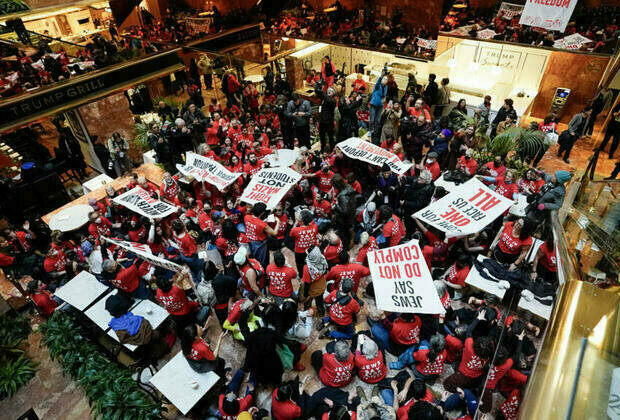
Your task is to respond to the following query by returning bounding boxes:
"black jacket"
[492,106,518,127]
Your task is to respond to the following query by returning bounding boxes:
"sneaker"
[371,386,380,399]
[356,386,368,402]
[293,362,306,371]
[563,158,570,164]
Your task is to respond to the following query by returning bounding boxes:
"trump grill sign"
[519,0,578,32]
[413,178,513,238]
[368,241,445,314]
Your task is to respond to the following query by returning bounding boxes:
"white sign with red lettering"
[368,240,445,314]
[416,38,437,50]
[240,167,302,209]
[337,137,412,175]
[519,0,578,32]
[113,187,177,218]
[413,177,513,237]
[176,152,242,191]
[103,237,183,272]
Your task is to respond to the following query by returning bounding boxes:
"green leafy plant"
[40,312,164,419]
[0,355,36,399]
[514,127,545,163]
[485,128,517,157]
[0,313,31,344]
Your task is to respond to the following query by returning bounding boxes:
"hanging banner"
[413,178,513,238]
[240,167,302,209]
[368,240,445,314]
[113,187,177,218]
[336,137,412,175]
[177,152,242,191]
[498,2,525,19]
[185,17,213,35]
[416,38,437,50]
[553,33,591,50]
[519,0,578,32]
[103,237,183,272]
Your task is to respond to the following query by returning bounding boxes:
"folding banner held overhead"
[240,167,302,209]
[112,187,177,218]
[336,137,412,175]
[368,241,445,314]
[519,0,578,32]
[413,178,513,238]
[176,152,242,191]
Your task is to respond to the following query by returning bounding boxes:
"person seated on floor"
[311,340,355,388]
[180,314,227,376]
[27,278,60,317]
[320,278,362,340]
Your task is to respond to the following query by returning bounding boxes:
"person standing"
[558,108,592,164]
[369,65,388,135]
[586,86,613,136]
[285,93,312,148]
[57,126,86,179]
[316,86,337,151]
[321,56,337,87]
[597,104,620,159]
[435,77,451,118]
[423,73,438,111]
[107,132,132,177]
[491,99,517,138]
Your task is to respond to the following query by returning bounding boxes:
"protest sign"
[240,167,302,209]
[413,177,513,237]
[113,187,177,218]
[368,241,445,314]
[499,2,525,19]
[336,137,412,175]
[416,38,437,50]
[553,33,591,50]
[103,237,184,272]
[177,152,241,190]
[519,0,578,32]
[477,29,497,40]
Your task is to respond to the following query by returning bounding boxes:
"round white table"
[47,204,93,232]
[244,74,264,84]
[263,149,299,168]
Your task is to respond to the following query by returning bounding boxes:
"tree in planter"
[0,314,36,399]
[40,313,165,419]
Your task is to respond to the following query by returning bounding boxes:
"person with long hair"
[488,217,533,270]
[181,315,227,375]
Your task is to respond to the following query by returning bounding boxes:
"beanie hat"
[555,170,571,184]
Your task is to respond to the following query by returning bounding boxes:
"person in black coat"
[316,86,337,151]
[337,92,362,142]
[401,171,435,234]
[491,98,518,138]
[57,127,86,179]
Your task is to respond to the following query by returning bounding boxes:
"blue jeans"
[226,369,245,395]
[323,317,355,339]
[249,240,268,269]
[130,280,154,300]
[177,253,204,284]
[371,322,390,351]
[369,104,383,133]
[443,388,477,414]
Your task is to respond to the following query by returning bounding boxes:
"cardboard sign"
[413,178,513,238]
[176,152,241,191]
[553,33,591,50]
[416,38,437,50]
[519,0,578,32]
[368,241,445,314]
[240,167,302,209]
[336,137,412,175]
[113,187,177,218]
[103,237,183,273]
[499,2,525,19]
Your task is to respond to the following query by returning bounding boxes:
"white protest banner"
[185,17,213,35]
[368,240,445,314]
[416,38,437,50]
[413,177,513,237]
[477,29,497,40]
[103,237,184,273]
[240,167,302,209]
[499,2,525,19]
[176,152,241,191]
[113,187,177,218]
[553,33,591,50]
[336,137,412,175]
[519,0,578,32]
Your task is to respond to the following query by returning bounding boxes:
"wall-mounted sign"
[478,47,522,70]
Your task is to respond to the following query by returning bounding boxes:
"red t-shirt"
[314,170,334,193]
[111,264,140,293]
[484,162,506,179]
[425,161,440,180]
[458,337,488,378]
[389,316,421,345]
[266,264,297,297]
[324,240,343,264]
[173,232,197,257]
[15,231,32,252]
[322,412,356,420]
[159,177,180,202]
[243,160,263,176]
[326,263,370,293]
[156,285,197,316]
[445,334,464,363]
[486,358,513,389]
[43,252,67,273]
[396,388,434,420]
[458,156,478,175]
[88,217,112,239]
[354,350,386,383]
[31,291,58,316]
[499,390,520,420]
[319,352,355,387]
[445,263,470,287]
[218,394,253,420]
[495,179,518,200]
[498,368,528,394]
[408,106,431,121]
[414,348,447,376]
[239,259,264,292]
[498,222,532,255]
[538,241,557,272]
[187,338,215,361]
[383,215,406,247]
[271,389,302,420]
[290,223,318,253]
[244,215,268,242]
[357,236,378,266]
[325,290,360,325]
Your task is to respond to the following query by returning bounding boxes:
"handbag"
[275,344,294,370]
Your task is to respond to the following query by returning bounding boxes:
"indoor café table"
[150,352,220,415]
[53,271,110,312]
[464,255,506,299]
[47,204,92,232]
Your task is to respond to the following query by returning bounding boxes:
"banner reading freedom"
[103,237,183,272]
[413,178,513,237]
[368,241,445,314]
[240,167,302,209]
[519,0,578,32]
[337,137,412,175]
[113,187,177,218]
[177,152,242,190]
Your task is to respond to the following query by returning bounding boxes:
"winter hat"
[233,247,248,265]
[555,170,571,184]
[441,128,453,138]
[81,240,94,257]
[381,163,391,172]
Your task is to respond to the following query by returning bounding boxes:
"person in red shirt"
[311,340,355,388]
[489,218,533,269]
[137,176,158,197]
[356,232,378,267]
[172,219,204,283]
[244,203,279,269]
[442,254,471,290]
[531,233,557,284]
[289,210,318,273]
[155,270,199,331]
[313,191,332,220]
[346,173,362,194]
[303,162,334,194]
[43,247,68,278]
[390,334,447,380]
[393,379,435,420]
[181,317,227,376]
[27,279,59,317]
[88,211,112,240]
[444,311,495,392]
[234,246,265,298]
[271,381,306,420]
[352,73,366,93]
[457,149,478,176]
[321,278,361,339]
[127,216,148,243]
[354,334,386,383]
[479,346,514,414]
[379,206,406,248]
[482,156,507,182]
[421,152,441,180]
[218,369,255,420]
[102,258,152,299]
[159,172,180,202]
[243,152,264,177]
[388,313,422,353]
[480,169,518,201]
[266,250,297,301]
[323,231,343,267]
[326,250,370,293]
[407,97,431,123]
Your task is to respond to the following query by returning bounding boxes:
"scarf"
[109,312,143,336]
[306,247,328,281]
